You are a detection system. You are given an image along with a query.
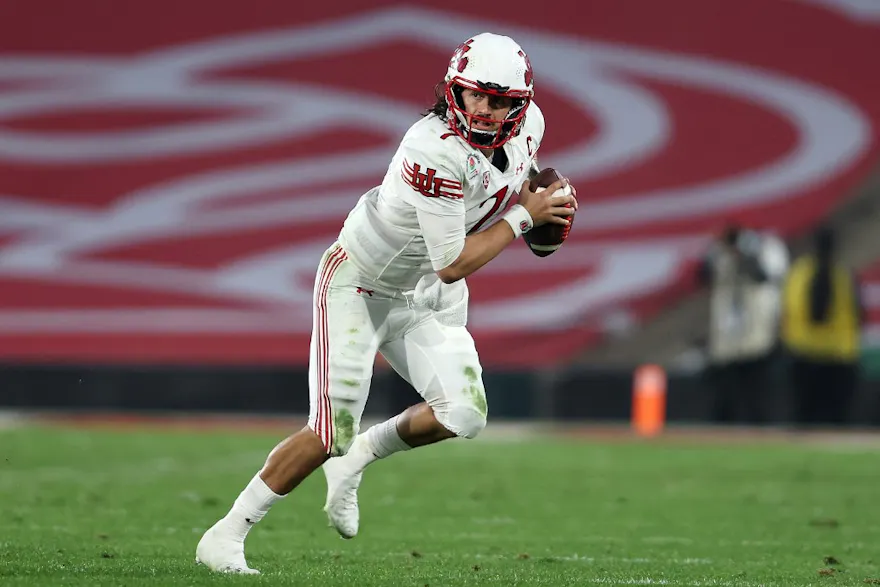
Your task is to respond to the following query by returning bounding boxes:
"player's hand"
[518,178,577,227]
[563,176,578,204]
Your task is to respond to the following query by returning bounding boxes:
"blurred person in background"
[698,223,790,424]
[781,226,864,427]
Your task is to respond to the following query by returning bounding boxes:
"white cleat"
[323,456,363,539]
[195,521,260,575]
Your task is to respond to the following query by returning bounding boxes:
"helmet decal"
[450,39,473,75]
[518,50,533,86]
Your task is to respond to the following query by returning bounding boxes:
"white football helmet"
[444,32,534,149]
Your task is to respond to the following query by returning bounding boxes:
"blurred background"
[1,0,879,430]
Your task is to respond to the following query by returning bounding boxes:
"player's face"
[461,88,512,132]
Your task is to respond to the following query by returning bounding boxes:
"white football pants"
[306,242,488,456]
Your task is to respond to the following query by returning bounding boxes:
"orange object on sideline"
[632,364,667,437]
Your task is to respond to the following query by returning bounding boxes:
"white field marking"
[0,449,267,489]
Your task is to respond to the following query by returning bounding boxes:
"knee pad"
[436,403,487,439]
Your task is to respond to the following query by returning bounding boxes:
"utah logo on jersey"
[402,159,463,200]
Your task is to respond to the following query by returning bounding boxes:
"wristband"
[502,204,534,239]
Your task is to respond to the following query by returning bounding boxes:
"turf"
[1,423,879,586]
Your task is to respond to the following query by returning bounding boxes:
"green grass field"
[2,420,880,586]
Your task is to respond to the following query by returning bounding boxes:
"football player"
[196,32,577,574]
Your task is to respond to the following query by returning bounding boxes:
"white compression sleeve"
[416,207,466,271]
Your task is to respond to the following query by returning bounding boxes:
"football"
[523,167,574,257]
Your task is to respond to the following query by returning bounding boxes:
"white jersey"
[338,103,545,291]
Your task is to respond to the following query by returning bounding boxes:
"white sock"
[343,415,412,471]
[220,472,284,541]
[367,415,413,458]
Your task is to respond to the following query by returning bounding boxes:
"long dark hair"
[422,82,448,120]
[809,227,835,323]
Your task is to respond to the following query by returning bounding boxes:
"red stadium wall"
[0,0,878,367]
